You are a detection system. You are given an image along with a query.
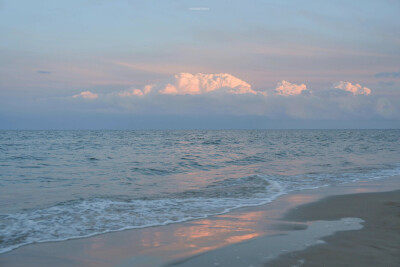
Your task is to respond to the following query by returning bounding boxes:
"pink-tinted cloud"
[63,75,398,121]
[72,91,99,99]
[333,81,371,95]
[275,80,308,96]
[118,73,263,96]
[158,73,257,95]
[118,85,154,97]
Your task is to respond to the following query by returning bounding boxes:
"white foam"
[0,176,287,254]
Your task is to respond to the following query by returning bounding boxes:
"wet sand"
[268,189,400,267]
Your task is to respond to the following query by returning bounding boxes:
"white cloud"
[72,91,99,99]
[159,73,257,95]
[67,75,399,121]
[275,80,308,96]
[118,73,262,96]
[333,81,371,95]
[118,85,154,97]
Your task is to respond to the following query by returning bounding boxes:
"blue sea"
[0,130,399,253]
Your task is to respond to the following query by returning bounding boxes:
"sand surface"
[268,190,400,267]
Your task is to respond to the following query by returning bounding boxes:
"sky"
[0,0,399,129]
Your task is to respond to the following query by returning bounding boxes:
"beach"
[1,176,399,267]
[268,188,400,266]
[2,0,400,265]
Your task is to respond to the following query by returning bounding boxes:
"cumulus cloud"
[159,73,257,95]
[333,81,371,95]
[66,74,400,121]
[72,91,99,99]
[118,85,154,97]
[275,80,308,96]
[118,73,263,96]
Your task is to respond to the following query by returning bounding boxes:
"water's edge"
[1,171,399,255]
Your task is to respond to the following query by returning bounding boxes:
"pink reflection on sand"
[81,210,269,263]
[141,231,161,248]
[178,244,221,257]
[89,237,104,250]
[218,210,265,221]
[225,233,260,243]
[168,211,268,259]
[285,194,317,204]
[354,187,375,193]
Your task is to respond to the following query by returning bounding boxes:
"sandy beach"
[268,189,400,267]
[0,177,399,267]
[167,179,400,267]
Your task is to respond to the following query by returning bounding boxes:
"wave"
[0,175,286,254]
[1,165,399,254]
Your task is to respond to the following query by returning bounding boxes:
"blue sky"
[0,0,399,129]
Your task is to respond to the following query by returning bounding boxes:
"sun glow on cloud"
[72,91,99,99]
[275,80,308,96]
[333,81,371,95]
[158,73,257,95]
[71,75,375,102]
[118,85,154,97]
[117,73,262,96]
[54,73,400,121]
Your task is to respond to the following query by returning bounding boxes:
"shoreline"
[268,189,400,266]
[166,180,400,267]
[1,176,399,266]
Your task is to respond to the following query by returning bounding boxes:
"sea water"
[0,130,399,253]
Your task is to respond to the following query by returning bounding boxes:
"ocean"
[0,129,399,253]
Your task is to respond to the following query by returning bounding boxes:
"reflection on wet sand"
[141,231,161,248]
[285,194,317,204]
[169,212,267,259]
[353,187,376,193]
[77,207,279,265]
